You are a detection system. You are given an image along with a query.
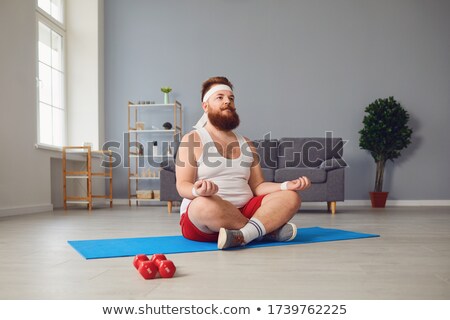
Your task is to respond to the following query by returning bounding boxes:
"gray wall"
[105,0,450,200]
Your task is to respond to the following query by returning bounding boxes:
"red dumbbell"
[133,254,176,279]
[158,260,176,278]
[133,254,158,279]
[138,261,159,279]
[149,254,167,266]
[150,254,176,278]
[133,254,149,269]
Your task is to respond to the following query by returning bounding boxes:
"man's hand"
[193,179,219,197]
[286,176,311,191]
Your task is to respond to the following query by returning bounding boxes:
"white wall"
[0,0,105,217]
[67,0,104,150]
[0,0,54,216]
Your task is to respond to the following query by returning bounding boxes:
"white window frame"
[36,0,67,149]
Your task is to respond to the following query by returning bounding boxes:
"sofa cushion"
[278,137,344,168]
[252,139,278,169]
[275,167,327,183]
[319,158,347,171]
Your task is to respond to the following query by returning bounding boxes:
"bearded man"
[175,76,311,249]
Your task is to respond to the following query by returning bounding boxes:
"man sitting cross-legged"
[176,76,311,249]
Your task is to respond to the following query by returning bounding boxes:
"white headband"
[194,84,233,129]
[202,84,233,102]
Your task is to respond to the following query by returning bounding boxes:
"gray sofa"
[160,137,346,214]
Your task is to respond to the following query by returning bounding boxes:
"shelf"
[127,99,182,208]
[129,154,172,158]
[63,146,113,210]
[128,129,176,133]
[129,102,182,108]
[65,175,88,179]
[66,175,111,179]
[63,149,112,160]
[66,199,109,204]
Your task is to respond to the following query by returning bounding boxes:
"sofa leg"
[167,201,172,214]
[327,201,336,214]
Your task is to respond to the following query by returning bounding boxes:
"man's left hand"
[286,176,311,191]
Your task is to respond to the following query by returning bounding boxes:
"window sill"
[35,143,62,152]
[35,143,105,159]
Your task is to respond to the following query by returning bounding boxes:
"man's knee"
[283,190,301,211]
[189,196,216,213]
[188,195,226,217]
[188,195,246,230]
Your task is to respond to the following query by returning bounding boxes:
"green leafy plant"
[161,87,172,94]
[359,96,413,192]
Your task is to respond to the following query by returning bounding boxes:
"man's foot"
[263,222,297,242]
[217,228,246,250]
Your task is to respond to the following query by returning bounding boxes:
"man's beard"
[208,107,240,131]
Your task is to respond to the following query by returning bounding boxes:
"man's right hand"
[193,179,219,197]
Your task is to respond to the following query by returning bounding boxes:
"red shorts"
[180,195,266,242]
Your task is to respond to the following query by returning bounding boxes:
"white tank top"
[179,127,254,215]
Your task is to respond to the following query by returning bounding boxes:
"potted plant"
[161,87,172,104]
[359,96,413,208]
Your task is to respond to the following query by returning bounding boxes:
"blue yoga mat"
[68,227,379,260]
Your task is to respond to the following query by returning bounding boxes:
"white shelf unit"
[63,146,113,210]
[127,100,182,206]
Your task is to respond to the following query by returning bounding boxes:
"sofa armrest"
[326,167,345,201]
[160,169,182,201]
[160,159,176,172]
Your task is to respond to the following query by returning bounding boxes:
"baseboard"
[0,203,53,218]
[113,199,166,206]
[384,200,450,206]
[302,200,450,207]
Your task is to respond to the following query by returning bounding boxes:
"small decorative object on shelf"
[161,87,172,104]
[152,141,158,156]
[137,190,153,199]
[162,122,172,130]
[136,122,144,130]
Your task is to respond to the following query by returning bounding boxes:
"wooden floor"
[0,204,449,299]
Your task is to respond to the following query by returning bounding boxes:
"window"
[36,0,65,147]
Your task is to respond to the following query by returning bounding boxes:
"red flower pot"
[369,192,389,208]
